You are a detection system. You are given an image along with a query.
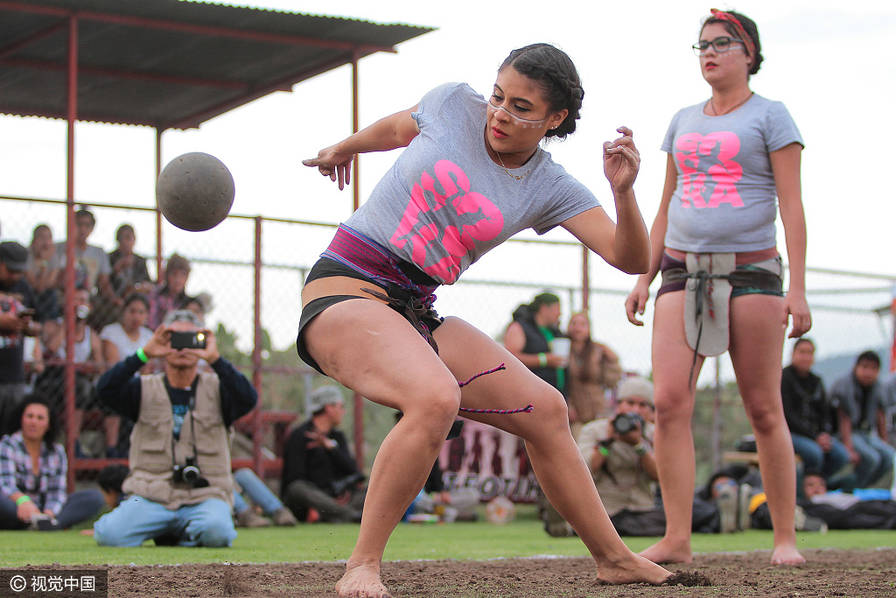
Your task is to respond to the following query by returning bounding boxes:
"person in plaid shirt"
[0,396,103,530]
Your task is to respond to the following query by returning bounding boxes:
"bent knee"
[198,522,236,547]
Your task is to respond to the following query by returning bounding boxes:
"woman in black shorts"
[301,43,671,597]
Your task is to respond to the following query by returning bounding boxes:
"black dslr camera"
[612,412,644,435]
[172,457,210,488]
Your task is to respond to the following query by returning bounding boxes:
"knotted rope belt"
[661,263,781,387]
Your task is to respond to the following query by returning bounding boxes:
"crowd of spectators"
[1,210,208,455]
[2,215,896,541]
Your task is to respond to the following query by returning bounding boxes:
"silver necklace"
[709,92,753,116]
[495,152,531,181]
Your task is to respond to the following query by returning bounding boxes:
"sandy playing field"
[56,547,894,597]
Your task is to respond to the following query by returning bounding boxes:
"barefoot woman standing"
[625,10,810,566]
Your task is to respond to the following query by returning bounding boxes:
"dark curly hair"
[702,10,764,75]
[499,43,583,139]
[8,395,59,447]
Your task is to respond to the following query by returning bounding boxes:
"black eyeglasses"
[692,36,745,56]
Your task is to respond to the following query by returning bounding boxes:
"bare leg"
[435,317,671,584]
[304,300,461,598]
[639,292,702,564]
[729,294,803,565]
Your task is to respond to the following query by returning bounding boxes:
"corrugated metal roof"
[0,0,434,129]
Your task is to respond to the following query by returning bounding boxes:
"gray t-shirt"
[50,242,111,292]
[344,83,599,284]
[661,95,803,253]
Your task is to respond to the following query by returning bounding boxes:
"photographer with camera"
[92,309,257,547]
[572,376,664,536]
[281,386,366,523]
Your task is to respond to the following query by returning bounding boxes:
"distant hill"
[814,345,890,388]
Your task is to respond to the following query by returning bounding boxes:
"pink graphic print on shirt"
[389,159,504,283]
[675,132,744,208]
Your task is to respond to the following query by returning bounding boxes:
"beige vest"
[122,371,233,509]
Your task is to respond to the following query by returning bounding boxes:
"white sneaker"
[717,485,738,533]
[738,484,753,530]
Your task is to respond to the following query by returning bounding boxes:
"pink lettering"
[389,159,505,283]
[674,131,744,209]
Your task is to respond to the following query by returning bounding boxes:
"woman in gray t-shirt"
[625,9,810,566]
[301,44,673,595]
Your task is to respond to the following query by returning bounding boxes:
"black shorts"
[296,257,443,375]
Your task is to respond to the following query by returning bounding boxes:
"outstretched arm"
[562,127,649,275]
[302,106,420,190]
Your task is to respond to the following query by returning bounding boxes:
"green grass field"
[2,506,894,567]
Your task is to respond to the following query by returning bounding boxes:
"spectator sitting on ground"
[701,465,827,533]
[0,396,104,531]
[830,351,896,489]
[232,467,298,528]
[35,287,104,457]
[544,377,717,537]
[50,208,118,322]
[92,309,257,547]
[798,471,896,530]
[148,254,193,330]
[24,224,60,322]
[0,241,41,435]
[781,338,850,491]
[281,386,365,523]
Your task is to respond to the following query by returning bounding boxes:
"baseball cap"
[0,241,28,272]
[617,376,654,406]
[307,385,344,413]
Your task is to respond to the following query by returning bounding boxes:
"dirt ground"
[16,548,896,597]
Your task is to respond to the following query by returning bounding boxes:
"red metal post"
[64,15,78,492]
[581,245,590,312]
[155,129,163,278]
[351,51,364,470]
[252,216,264,475]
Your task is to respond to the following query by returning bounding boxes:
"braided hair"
[499,43,584,139]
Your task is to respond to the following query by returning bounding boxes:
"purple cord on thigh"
[455,363,534,415]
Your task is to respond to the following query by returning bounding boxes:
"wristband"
[537,353,547,367]
[598,445,610,457]
[633,442,648,456]
[136,347,149,364]
[15,495,32,506]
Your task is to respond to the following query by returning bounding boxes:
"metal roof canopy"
[0,0,433,482]
[0,0,433,130]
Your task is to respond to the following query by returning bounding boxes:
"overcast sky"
[1,0,894,380]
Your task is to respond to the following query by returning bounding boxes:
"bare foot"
[335,561,391,598]
[639,537,693,564]
[596,553,673,585]
[771,544,805,565]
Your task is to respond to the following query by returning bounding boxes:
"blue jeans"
[791,434,850,478]
[94,495,236,547]
[232,468,284,515]
[851,433,896,488]
[0,489,104,530]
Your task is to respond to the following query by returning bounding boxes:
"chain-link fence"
[2,194,892,488]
